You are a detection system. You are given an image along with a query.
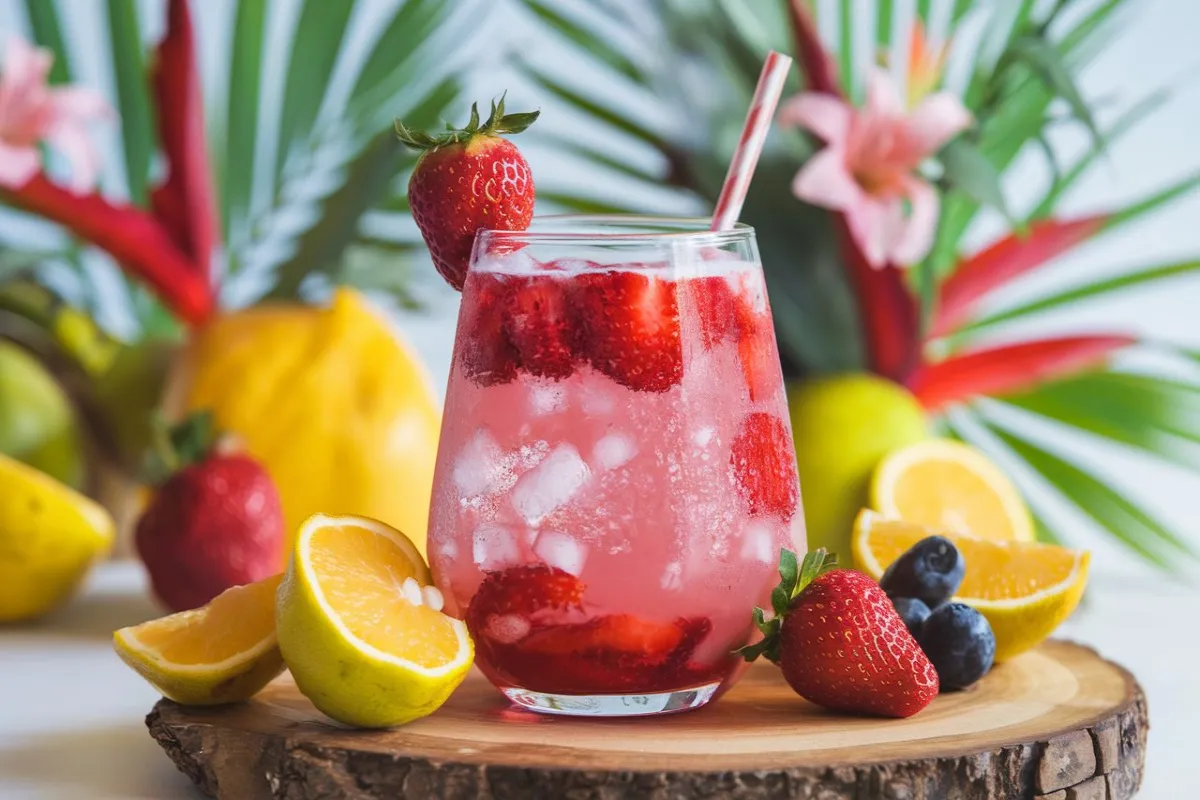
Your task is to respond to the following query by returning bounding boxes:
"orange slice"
[870,439,1034,541]
[852,511,1089,660]
[113,574,284,705]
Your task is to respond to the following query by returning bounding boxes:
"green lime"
[788,373,929,562]
[0,341,84,488]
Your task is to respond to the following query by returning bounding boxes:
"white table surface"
[0,561,1194,799]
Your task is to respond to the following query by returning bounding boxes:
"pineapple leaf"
[938,138,1012,221]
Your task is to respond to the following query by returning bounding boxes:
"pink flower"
[0,37,109,193]
[780,69,971,268]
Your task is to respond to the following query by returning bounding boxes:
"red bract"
[932,216,1107,338]
[8,176,213,324]
[150,0,218,279]
[908,335,1137,412]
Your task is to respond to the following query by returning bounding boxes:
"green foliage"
[519,0,1200,571]
[5,0,476,337]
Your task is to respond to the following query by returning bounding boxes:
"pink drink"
[428,216,805,716]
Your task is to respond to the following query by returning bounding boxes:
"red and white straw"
[710,50,794,232]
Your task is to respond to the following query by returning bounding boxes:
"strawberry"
[134,413,284,612]
[466,563,585,640]
[730,412,800,518]
[574,270,682,392]
[736,294,781,401]
[522,613,684,658]
[457,271,520,386]
[683,276,737,349]
[502,274,579,379]
[738,550,939,718]
[397,96,538,291]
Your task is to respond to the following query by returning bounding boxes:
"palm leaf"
[981,414,1196,571]
[220,0,267,244]
[22,0,71,82]
[271,1,354,189]
[105,0,153,205]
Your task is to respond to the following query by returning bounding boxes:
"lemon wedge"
[853,510,1088,660]
[871,438,1034,542]
[276,514,471,728]
[113,574,284,704]
[0,452,114,621]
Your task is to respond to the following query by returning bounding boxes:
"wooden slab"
[146,640,1146,799]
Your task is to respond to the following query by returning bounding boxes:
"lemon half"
[276,514,471,728]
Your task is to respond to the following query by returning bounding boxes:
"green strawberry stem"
[144,411,217,484]
[735,548,837,664]
[395,92,540,151]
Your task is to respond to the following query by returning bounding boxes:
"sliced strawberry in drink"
[574,271,682,393]
[502,273,579,379]
[682,276,737,349]
[521,613,684,659]
[458,272,520,386]
[730,412,800,518]
[466,563,585,644]
[734,290,781,401]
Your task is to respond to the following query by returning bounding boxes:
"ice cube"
[421,585,445,612]
[740,520,777,564]
[592,432,637,471]
[510,443,590,525]
[485,613,531,644]
[484,248,537,275]
[400,577,424,607]
[660,560,683,591]
[529,383,567,416]
[578,380,616,415]
[472,524,520,570]
[434,537,458,559]
[453,429,515,498]
[692,427,716,448]
[533,531,587,576]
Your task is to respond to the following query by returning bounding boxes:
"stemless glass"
[427,216,805,717]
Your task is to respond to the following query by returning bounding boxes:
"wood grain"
[147,640,1146,799]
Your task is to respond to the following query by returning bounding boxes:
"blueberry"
[890,597,931,638]
[879,535,965,608]
[919,602,996,690]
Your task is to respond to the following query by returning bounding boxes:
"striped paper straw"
[710,50,794,232]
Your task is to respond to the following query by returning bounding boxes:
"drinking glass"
[427,215,805,716]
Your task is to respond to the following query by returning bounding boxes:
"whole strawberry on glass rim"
[738,549,939,719]
[396,94,539,290]
[135,412,285,613]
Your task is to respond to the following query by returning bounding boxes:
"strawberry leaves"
[396,93,540,151]
[736,548,836,663]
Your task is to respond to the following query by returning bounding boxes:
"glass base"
[500,682,721,717]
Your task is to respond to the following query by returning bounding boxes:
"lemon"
[852,511,1089,661]
[788,374,929,559]
[113,574,285,705]
[0,342,84,488]
[276,514,471,728]
[871,438,1034,542]
[164,289,442,558]
[0,452,113,621]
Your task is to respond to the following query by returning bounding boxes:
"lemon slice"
[852,510,1089,661]
[276,514,471,728]
[871,438,1034,542]
[113,575,284,705]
